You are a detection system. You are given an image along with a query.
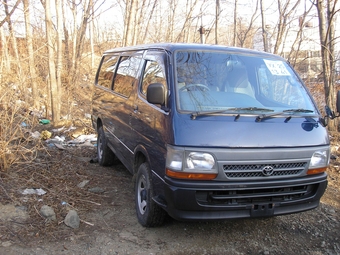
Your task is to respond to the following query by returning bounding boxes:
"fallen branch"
[75,198,101,206]
[81,219,94,226]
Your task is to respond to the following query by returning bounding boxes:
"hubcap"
[97,136,103,159]
[137,176,147,215]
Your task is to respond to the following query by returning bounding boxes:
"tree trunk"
[62,2,71,71]
[273,0,300,55]
[23,0,39,109]
[317,0,338,131]
[260,0,269,52]
[0,0,20,74]
[236,0,259,48]
[141,0,158,43]
[0,26,10,76]
[123,0,137,46]
[90,4,95,69]
[44,0,61,123]
[233,0,237,46]
[4,0,22,85]
[72,0,93,84]
[316,0,338,131]
[56,0,63,116]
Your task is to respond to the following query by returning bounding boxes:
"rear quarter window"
[97,55,119,89]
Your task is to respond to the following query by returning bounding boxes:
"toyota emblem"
[262,166,274,176]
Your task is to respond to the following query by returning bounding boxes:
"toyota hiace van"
[92,43,334,227]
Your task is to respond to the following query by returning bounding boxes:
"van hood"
[173,115,329,148]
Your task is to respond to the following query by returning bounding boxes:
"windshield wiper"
[227,107,274,112]
[283,108,314,113]
[190,110,230,119]
[256,109,315,122]
[190,107,274,120]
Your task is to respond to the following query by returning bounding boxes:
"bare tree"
[232,0,237,46]
[123,0,137,46]
[286,2,314,66]
[175,0,200,43]
[56,0,63,108]
[315,0,339,131]
[43,0,60,123]
[140,0,158,43]
[0,0,21,27]
[0,0,21,75]
[3,0,23,85]
[273,0,301,55]
[23,0,39,109]
[260,0,269,52]
[0,24,10,76]
[236,0,260,48]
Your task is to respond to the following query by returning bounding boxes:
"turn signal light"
[166,169,217,180]
[307,167,327,175]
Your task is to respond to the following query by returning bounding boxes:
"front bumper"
[160,173,327,221]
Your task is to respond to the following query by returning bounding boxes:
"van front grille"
[223,162,307,179]
[196,183,318,206]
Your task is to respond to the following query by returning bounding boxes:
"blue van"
[91,43,333,227]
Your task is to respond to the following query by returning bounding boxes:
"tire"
[135,163,166,227]
[97,126,115,166]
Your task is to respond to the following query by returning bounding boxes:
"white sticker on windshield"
[263,59,290,76]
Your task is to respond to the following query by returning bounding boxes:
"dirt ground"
[1,85,340,255]
[0,133,339,255]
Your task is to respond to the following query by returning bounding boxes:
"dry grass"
[0,84,46,171]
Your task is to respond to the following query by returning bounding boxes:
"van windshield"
[175,50,317,116]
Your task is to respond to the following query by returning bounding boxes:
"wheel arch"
[96,117,103,130]
[133,145,151,175]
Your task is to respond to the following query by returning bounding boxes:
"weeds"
[0,84,45,171]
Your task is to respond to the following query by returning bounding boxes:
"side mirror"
[337,90,340,113]
[320,90,340,126]
[146,83,166,105]
[325,105,335,119]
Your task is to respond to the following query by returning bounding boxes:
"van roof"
[103,43,283,60]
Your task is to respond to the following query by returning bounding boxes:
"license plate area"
[251,203,275,217]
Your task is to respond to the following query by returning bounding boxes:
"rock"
[1,241,12,247]
[329,209,336,214]
[88,187,105,193]
[64,210,80,229]
[40,205,56,221]
[77,180,90,188]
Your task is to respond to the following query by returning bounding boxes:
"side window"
[97,55,119,89]
[113,55,142,97]
[141,60,166,96]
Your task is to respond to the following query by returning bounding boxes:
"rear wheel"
[135,163,166,227]
[97,126,115,166]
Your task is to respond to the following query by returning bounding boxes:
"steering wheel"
[179,83,210,92]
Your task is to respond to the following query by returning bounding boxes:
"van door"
[131,50,170,173]
[107,51,144,171]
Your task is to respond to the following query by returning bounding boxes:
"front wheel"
[135,163,166,227]
[97,126,115,166]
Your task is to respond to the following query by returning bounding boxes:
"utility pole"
[199,26,206,44]
[215,0,220,44]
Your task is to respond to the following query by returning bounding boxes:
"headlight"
[309,150,329,168]
[187,152,215,169]
[307,150,329,175]
[166,145,217,180]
